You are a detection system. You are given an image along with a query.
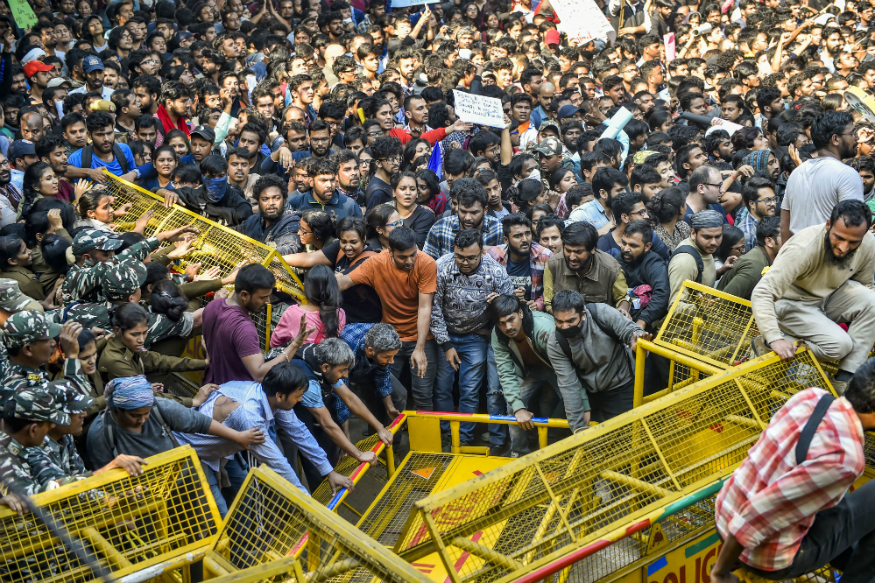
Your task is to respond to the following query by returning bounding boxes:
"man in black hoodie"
[618,220,669,332]
[237,174,302,255]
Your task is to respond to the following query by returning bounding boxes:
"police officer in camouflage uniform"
[26,382,145,490]
[62,225,198,305]
[1,311,90,392]
[0,387,70,497]
[62,260,202,348]
[0,279,48,378]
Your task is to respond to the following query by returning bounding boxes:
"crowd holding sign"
[453,90,507,128]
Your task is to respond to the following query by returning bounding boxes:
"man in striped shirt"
[711,360,875,583]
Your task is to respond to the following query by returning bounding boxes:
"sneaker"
[489,443,512,457]
[750,335,770,358]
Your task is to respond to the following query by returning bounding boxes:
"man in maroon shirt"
[202,264,311,385]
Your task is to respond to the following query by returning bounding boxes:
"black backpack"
[672,244,704,284]
[81,144,130,174]
[102,403,177,457]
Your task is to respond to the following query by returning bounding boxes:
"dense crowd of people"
[0,0,873,534]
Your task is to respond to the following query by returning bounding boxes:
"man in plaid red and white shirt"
[711,370,875,583]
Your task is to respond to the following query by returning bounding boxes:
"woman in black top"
[392,171,435,250]
[282,217,382,323]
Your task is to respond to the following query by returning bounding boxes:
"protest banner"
[9,0,38,29]
[452,90,506,128]
[549,0,616,45]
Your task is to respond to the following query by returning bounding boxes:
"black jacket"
[173,184,253,226]
[237,210,302,254]
[620,251,670,330]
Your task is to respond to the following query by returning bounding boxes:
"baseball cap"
[50,381,95,415]
[83,56,105,73]
[47,77,72,89]
[101,260,148,301]
[72,230,124,256]
[8,140,36,162]
[191,125,216,144]
[557,104,581,121]
[23,60,53,78]
[0,279,42,313]
[4,387,70,426]
[545,30,561,46]
[533,136,563,157]
[3,311,62,349]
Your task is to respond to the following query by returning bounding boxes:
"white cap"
[21,48,47,65]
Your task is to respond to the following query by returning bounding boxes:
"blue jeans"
[486,345,508,448]
[203,462,229,517]
[436,333,489,444]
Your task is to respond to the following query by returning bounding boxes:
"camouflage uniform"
[532,135,577,190]
[0,311,91,392]
[60,259,195,347]
[0,280,44,378]
[26,383,93,489]
[0,388,70,496]
[62,229,160,305]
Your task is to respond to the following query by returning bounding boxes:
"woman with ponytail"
[271,265,346,347]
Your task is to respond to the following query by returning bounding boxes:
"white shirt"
[69,84,114,99]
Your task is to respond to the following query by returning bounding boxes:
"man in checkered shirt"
[710,359,875,583]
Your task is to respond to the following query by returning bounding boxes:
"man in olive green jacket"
[491,294,573,455]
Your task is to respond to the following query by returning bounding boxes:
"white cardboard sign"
[550,0,616,45]
[453,90,506,128]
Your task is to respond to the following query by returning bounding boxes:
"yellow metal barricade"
[654,281,758,369]
[101,171,305,303]
[204,466,430,583]
[0,445,219,583]
[394,348,833,583]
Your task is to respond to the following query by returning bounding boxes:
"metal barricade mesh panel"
[311,434,385,507]
[207,467,429,583]
[398,349,831,583]
[102,172,304,301]
[356,453,456,547]
[655,281,758,368]
[0,446,217,583]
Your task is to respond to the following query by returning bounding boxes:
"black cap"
[191,125,216,144]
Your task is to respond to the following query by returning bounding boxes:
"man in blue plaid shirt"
[423,178,503,259]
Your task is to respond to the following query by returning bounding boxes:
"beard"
[823,231,858,270]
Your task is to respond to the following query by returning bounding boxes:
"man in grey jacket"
[547,290,650,424]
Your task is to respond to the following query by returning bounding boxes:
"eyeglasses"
[381,155,402,164]
[702,182,724,189]
[142,59,160,66]
[299,227,312,235]
[339,69,356,75]
[386,219,404,227]
[755,196,778,205]
[453,253,480,264]
[366,131,382,137]
[630,208,649,218]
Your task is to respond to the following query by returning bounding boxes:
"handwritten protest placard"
[9,0,38,29]
[549,0,615,45]
[452,90,506,128]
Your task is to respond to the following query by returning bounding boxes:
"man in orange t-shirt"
[338,226,446,411]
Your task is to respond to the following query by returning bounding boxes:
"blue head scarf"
[105,375,154,410]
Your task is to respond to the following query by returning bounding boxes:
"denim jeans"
[485,345,509,448]
[391,339,447,411]
[203,462,229,517]
[508,366,561,455]
[748,479,875,583]
[435,333,490,444]
[351,372,407,426]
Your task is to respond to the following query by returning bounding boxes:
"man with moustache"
[487,213,553,312]
[132,76,161,117]
[156,81,193,139]
[227,147,260,202]
[36,134,72,202]
[238,175,302,255]
[67,112,138,184]
[751,200,875,394]
[287,158,361,221]
[68,56,114,100]
[332,150,363,205]
[423,179,503,259]
[617,220,669,332]
[543,221,628,312]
